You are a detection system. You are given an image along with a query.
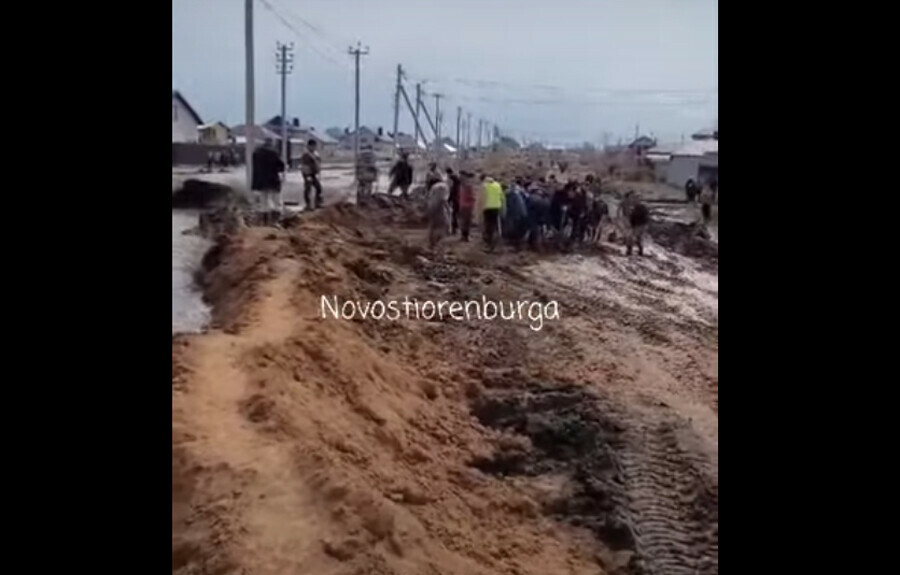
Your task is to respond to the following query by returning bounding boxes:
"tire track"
[470,381,718,575]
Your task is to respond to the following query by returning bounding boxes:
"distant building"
[691,127,718,141]
[628,135,657,155]
[172,90,203,143]
[197,122,231,146]
[665,139,718,189]
[391,132,430,155]
[230,124,281,146]
[342,126,394,155]
[263,116,338,162]
[325,127,345,141]
[497,135,521,151]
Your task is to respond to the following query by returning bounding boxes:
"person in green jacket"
[482,176,505,250]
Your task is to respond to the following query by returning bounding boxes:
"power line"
[268,0,349,49]
[257,0,347,69]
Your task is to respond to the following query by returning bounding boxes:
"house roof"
[671,139,718,157]
[173,91,203,125]
[691,127,718,140]
[393,133,428,150]
[198,121,229,130]
[647,142,681,155]
[230,124,281,141]
[346,126,393,143]
[629,135,657,148]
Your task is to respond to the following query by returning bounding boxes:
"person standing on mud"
[251,141,285,227]
[685,179,698,203]
[699,184,715,225]
[457,171,476,242]
[388,152,414,198]
[425,178,451,249]
[525,186,550,250]
[618,191,650,256]
[300,139,323,211]
[566,183,589,248]
[503,177,529,250]
[446,167,462,235]
[482,176,505,250]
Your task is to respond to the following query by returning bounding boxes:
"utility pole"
[477,119,483,151]
[415,83,423,150]
[456,106,461,158]
[392,64,402,157]
[276,41,294,169]
[433,93,443,158]
[399,85,426,148]
[244,0,255,194]
[348,42,369,179]
[466,112,472,154]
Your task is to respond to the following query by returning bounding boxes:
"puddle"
[173,210,211,333]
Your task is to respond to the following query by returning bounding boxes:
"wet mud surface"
[174,191,717,575]
[471,372,718,575]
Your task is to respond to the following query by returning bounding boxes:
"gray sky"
[173,0,717,146]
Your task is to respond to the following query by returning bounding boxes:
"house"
[263,116,338,161]
[325,127,345,141]
[392,132,427,153]
[172,90,203,143]
[497,135,521,151]
[197,122,231,146]
[665,138,718,189]
[691,127,718,141]
[230,124,282,146]
[341,126,394,154]
[628,135,657,155]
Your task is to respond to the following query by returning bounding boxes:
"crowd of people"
[248,141,711,257]
[391,152,652,256]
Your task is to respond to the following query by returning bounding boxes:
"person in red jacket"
[457,171,476,241]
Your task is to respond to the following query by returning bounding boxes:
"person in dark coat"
[388,152,414,197]
[685,179,698,203]
[566,184,589,247]
[251,141,285,226]
[524,181,552,251]
[457,171,476,241]
[446,167,462,234]
[503,178,529,250]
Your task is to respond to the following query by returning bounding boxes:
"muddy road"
[172,196,718,575]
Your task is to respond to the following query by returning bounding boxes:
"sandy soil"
[172,197,718,574]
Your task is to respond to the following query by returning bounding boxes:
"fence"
[173,143,240,166]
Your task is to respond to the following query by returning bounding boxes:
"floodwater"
[172,210,211,333]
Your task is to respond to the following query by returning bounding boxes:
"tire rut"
[469,378,717,575]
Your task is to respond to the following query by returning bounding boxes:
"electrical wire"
[258,0,349,70]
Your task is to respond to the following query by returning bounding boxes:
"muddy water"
[173,210,211,333]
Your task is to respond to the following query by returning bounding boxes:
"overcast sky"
[172,0,717,145]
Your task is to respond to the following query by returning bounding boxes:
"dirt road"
[172,198,718,574]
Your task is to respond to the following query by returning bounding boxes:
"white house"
[666,139,718,189]
[172,91,203,143]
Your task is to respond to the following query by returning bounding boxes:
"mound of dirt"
[648,221,718,262]
[173,179,245,209]
[174,200,718,575]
